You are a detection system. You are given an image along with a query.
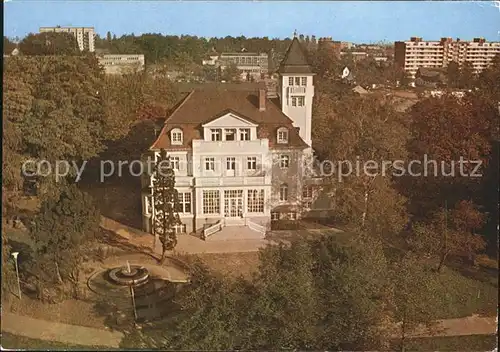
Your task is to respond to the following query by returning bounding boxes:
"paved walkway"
[100,216,279,254]
[410,314,498,338]
[1,312,124,348]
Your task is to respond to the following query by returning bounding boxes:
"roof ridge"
[278,37,313,74]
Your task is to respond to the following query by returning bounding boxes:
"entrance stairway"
[202,218,266,240]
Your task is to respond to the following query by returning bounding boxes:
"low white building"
[142,38,326,238]
[97,54,145,75]
[203,51,269,81]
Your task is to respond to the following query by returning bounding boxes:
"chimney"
[259,86,266,111]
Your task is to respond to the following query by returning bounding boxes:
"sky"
[4,1,500,43]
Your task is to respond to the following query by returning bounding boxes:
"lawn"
[390,334,497,351]
[190,252,261,279]
[0,332,113,350]
[427,266,498,320]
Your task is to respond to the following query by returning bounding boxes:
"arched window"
[170,128,183,145]
[279,184,288,202]
[277,127,289,144]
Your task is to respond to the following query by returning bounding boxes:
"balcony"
[195,176,268,187]
[288,86,306,94]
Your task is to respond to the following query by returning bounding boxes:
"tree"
[389,253,445,351]
[458,61,476,89]
[222,62,240,82]
[19,32,80,56]
[313,93,409,235]
[123,234,390,350]
[401,94,494,220]
[446,61,460,88]
[399,69,412,87]
[1,230,17,302]
[152,149,181,263]
[410,200,486,271]
[477,54,500,101]
[29,185,100,287]
[3,36,17,55]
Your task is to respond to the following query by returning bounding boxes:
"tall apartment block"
[395,37,500,78]
[39,26,95,52]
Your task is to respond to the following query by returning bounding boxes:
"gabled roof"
[278,37,314,74]
[150,88,308,151]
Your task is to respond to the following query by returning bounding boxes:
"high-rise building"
[39,26,95,52]
[395,37,500,78]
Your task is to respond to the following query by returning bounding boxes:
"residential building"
[39,26,95,52]
[97,54,145,74]
[142,38,324,238]
[395,37,500,78]
[203,51,269,81]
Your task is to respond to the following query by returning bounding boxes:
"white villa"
[142,38,326,238]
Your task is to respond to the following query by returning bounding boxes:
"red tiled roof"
[150,88,308,151]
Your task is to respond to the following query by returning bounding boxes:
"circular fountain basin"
[108,265,149,286]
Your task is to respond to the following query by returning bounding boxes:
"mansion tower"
[141,38,322,237]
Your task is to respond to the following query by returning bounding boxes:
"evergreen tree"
[152,149,181,263]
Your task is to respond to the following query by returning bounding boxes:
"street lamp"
[11,252,21,299]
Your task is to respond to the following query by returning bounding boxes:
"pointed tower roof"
[278,37,313,74]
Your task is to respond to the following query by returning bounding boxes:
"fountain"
[87,256,190,324]
[108,261,150,287]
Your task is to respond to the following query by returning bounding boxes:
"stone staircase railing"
[201,218,267,240]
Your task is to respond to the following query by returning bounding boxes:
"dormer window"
[211,128,222,141]
[225,128,236,141]
[171,128,183,145]
[277,127,289,144]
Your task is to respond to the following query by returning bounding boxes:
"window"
[173,224,187,234]
[291,96,305,106]
[277,127,289,144]
[302,185,313,199]
[271,212,280,221]
[171,128,183,145]
[203,190,220,214]
[288,212,297,220]
[304,201,312,209]
[205,157,215,171]
[301,77,307,86]
[226,157,236,170]
[176,192,191,213]
[295,77,301,86]
[247,156,257,170]
[225,128,236,141]
[247,189,264,213]
[279,184,288,201]
[289,77,294,86]
[169,156,180,170]
[211,129,222,141]
[279,155,290,168]
[240,128,250,141]
[145,195,153,215]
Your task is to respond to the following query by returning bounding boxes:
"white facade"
[142,39,320,237]
[395,37,500,78]
[39,26,95,52]
[97,54,145,74]
[142,112,277,234]
[278,74,315,147]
